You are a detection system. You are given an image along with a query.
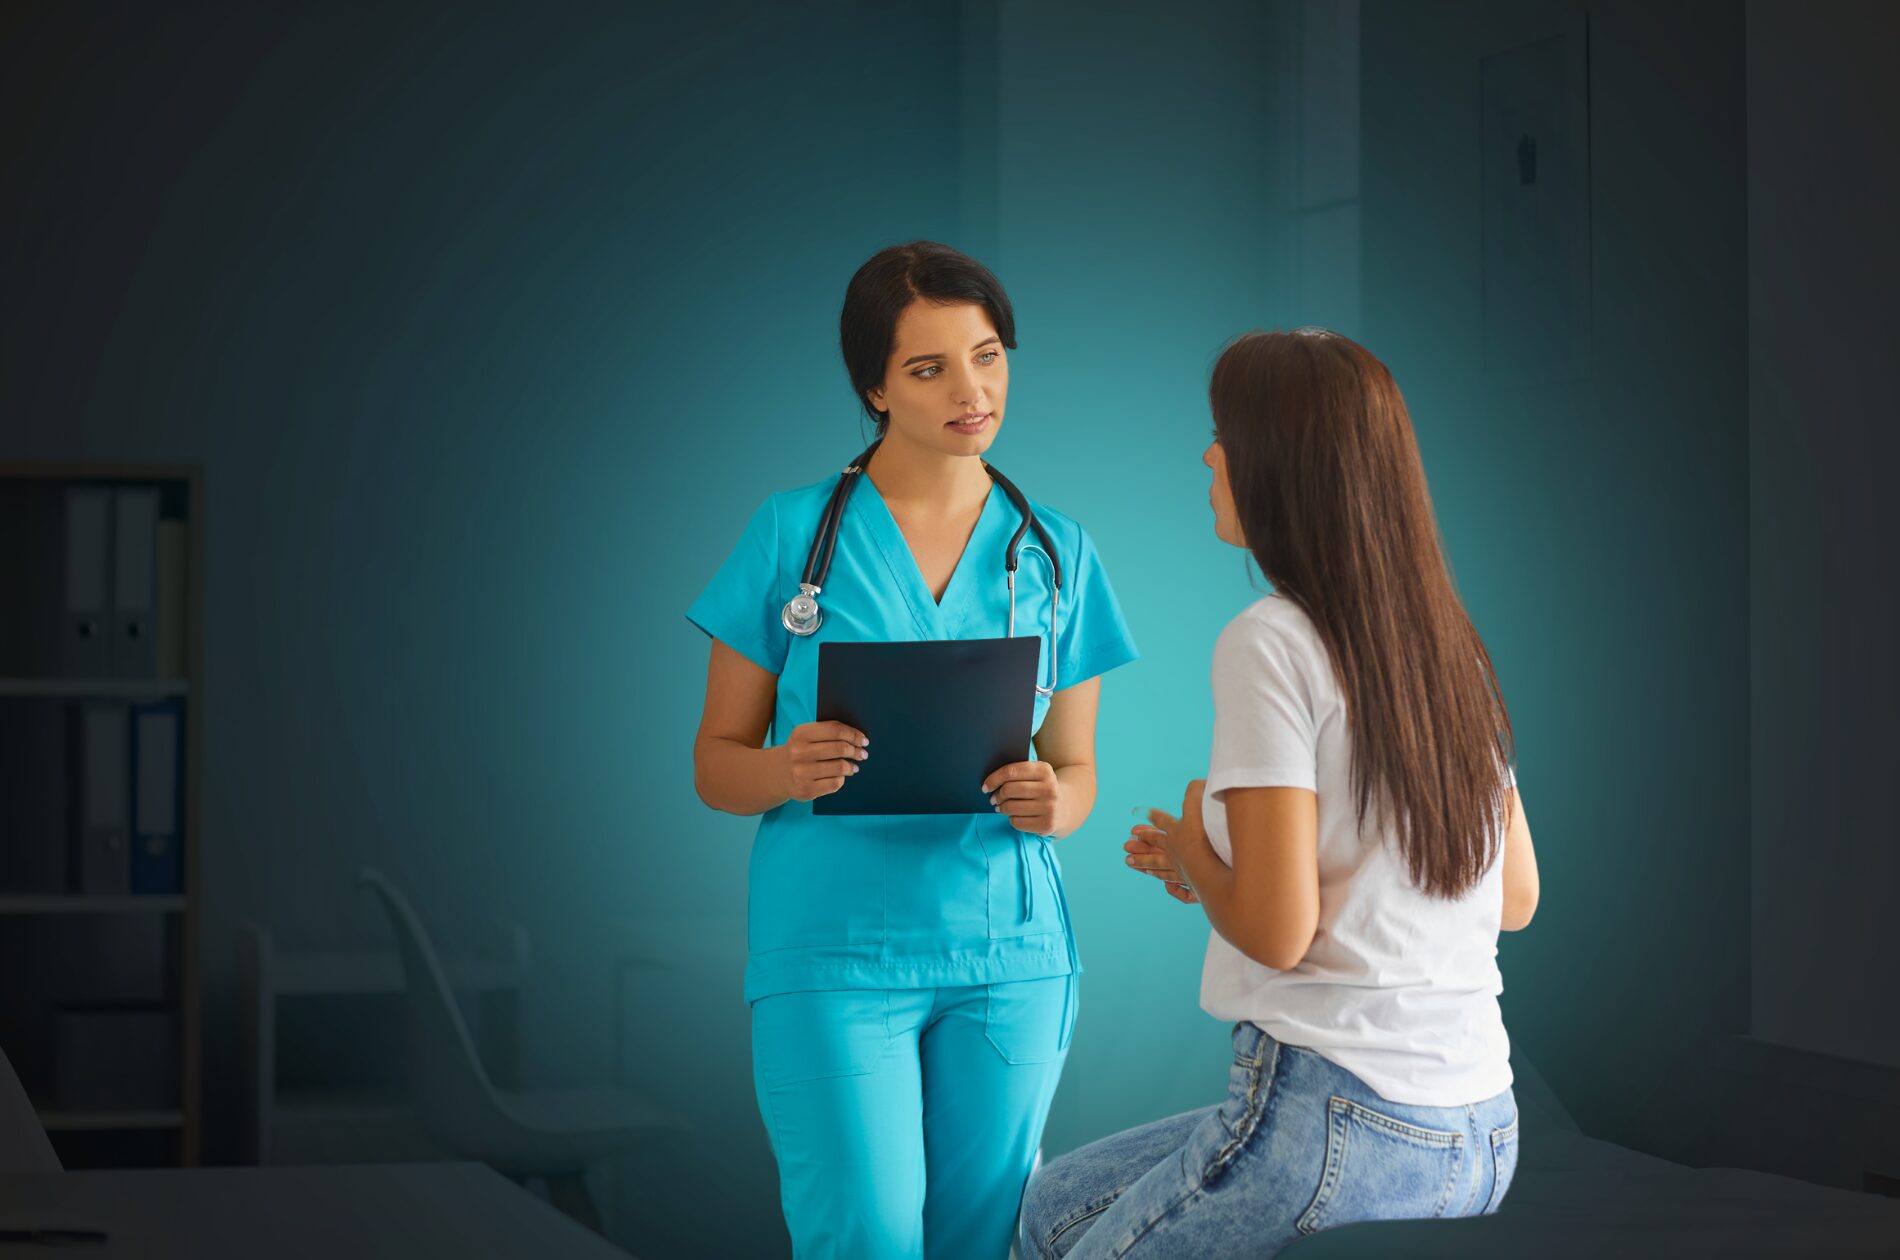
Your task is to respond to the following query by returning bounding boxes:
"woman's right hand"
[781,720,870,802]
[1125,829,1200,904]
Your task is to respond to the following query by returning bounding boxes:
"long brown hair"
[1210,328,1514,899]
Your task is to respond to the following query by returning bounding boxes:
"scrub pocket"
[751,988,892,1090]
[1484,1114,1520,1214]
[1295,1096,1468,1235]
[983,973,1075,1064]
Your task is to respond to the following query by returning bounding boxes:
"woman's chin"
[939,426,996,455]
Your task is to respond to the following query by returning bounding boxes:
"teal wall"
[970,0,1334,1157]
[0,1,1755,1253]
[1360,0,1748,1165]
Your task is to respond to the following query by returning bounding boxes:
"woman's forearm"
[1049,763,1097,839]
[694,737,793,816]
[1174,838,1254,954]
[1175,832,1306,969]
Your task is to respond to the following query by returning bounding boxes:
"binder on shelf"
[72,703,130,895]
[111,488,160,679]
[64,489,112,677]
[129,698,183,897]
[0,485,65,676]
[156,518,189,680]
[0,699,72,894]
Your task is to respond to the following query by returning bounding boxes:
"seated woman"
[1019,327,1540,1259]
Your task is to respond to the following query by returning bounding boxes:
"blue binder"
[128,697,184,896]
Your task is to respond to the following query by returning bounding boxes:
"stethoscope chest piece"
[782,583,823,636]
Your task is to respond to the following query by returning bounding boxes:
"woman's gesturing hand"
[1124,829,1200,902]
[781,721,869,802]
[1126,778,1212,903]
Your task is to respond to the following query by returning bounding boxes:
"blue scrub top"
[687,468,1140,1003]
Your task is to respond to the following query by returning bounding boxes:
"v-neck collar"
[850,472,1000,640]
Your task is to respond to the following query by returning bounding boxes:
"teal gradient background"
[13,1,1877,1255]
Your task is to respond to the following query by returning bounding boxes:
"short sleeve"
[1054,524,1139,688]
[1205,616,1318,798]
[685,495,789,676]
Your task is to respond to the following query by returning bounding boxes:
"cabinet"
[0,464,202,1167]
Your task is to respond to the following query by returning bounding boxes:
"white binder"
[111,488,160,678]
[74,703,130,895]
[63,489,112,677]
[156,518,189,679]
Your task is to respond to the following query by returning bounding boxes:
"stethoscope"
[780,437,1065,696]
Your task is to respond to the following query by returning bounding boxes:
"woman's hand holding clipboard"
[779,720,870,804]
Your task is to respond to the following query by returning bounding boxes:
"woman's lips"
[946,413,990,433]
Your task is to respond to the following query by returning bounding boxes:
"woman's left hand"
[983,761,1063,836]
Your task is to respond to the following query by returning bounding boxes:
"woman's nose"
[951,375,986,410]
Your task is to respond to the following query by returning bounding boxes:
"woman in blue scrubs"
[687,241,1139,1260]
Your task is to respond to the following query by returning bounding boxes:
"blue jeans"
[1019,1023,1519,1259]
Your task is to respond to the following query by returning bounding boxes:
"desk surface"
[0,1162,631,1260]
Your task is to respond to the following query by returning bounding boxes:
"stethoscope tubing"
[782,437,1064,695]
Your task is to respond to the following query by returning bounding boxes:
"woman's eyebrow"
[900,336,1001,368]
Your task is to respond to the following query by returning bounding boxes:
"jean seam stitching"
[1045,1196,1116,1251]
[1337,1098,1465,1146]
[1202,1034,1276,1187]
[1106,1183,1206,1259]
[1296,1100,1349,1234]
[1485,1121,1520,1214]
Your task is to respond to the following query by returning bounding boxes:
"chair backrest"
[356,868,501,1138]
[0,1040,60,1172]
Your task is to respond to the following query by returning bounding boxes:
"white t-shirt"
[1199,593,1515,1106]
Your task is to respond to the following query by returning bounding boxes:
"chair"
[0,1040,60,1173]
[357,868,682,1232]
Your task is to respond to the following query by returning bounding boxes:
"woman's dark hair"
[1210,328,1515,901]
[840,241,1017,432]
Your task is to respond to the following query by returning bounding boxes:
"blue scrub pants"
[751,973,1077,1260]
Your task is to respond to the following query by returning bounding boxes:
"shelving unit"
[0,463,203,1167]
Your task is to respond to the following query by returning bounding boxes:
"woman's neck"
[865,428,991,514]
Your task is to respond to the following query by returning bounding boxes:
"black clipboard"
[812,636,1041,816]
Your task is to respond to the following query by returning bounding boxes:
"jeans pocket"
[1483,1116,1520,1214]
[751,989,890,1091]
[1295,1097,1468,1236]
[984,974,1074,1064]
